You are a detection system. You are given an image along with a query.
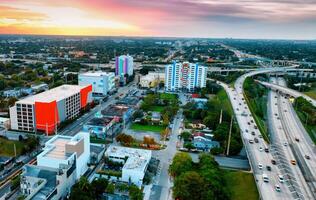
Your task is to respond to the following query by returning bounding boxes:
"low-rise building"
[192,132,219,151]
[0,117,10,129]
[139,72,164,88]
[78,71,115,96]
[83,117,116,138]
[98,104,134,123]
[3,89,21,98]
[104,145,151,187]
[20,131,90,200]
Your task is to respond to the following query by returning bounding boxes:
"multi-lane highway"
[274,78,316,197]
[213,78,293,200]
[257,80,316,107]
[267,77,313,199]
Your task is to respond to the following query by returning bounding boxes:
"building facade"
[165,61,207,92]
[79,71,115,96]
[105,145,151,187]
[115,55,133,76]
[9,85,92,135]
[20,131,90,200]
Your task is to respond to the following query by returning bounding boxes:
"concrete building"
[20,131,90,200]
[78,71,115,96]
[104,145,151,187]
[9,85,92,135]
[115,55,133,76]
[165,61,207,92]
[83,117,116,139]
[139,72,165,88]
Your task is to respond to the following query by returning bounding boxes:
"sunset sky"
[0,0,315,39]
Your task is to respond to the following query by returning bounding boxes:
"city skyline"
[0,0,316,40]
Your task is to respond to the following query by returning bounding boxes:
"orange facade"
[80,85,92,108]
[35,101,59,135]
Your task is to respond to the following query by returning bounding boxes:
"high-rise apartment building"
[9,85,92,135]
[165,62,207,92]
[115,55,134,76]
[78,71,115,96]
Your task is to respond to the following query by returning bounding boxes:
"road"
[274,78,316,197]
[149,109,183,200]
[267,77,313,199]
[257,80,316,107]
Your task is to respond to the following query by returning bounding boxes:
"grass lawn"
[217,89,234,115]
[149,105,165,112]
[130,123,165,132]
[295,109,316,144]
[159,93,177,101]
[304,90,316,100]
[0,137,25,157]
[224,170,259,200]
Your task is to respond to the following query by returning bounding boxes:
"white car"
[258,163,263,170]
[275,184,281,192]
[278,175,284,183]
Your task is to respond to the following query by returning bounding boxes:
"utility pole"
[14,144,17,157]
[219,109,223,124]
[226,116,234,156]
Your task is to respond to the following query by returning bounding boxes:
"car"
[284,110,287,112]
[179,148,189,152]
[283,142,288,146]
[290,160,296,165]
[264,148,269,153]
[295,138,300,142]
[254,138,259,143]
[278,175,284,183]
[239,103,242,105]
[274,113,278,116]
[275,184,281,192]
[248,122,251,125]
[262,174,269,182]
[271,159,276,165]
[258,163,263,170]
[266,166,271,171]
[251,120,254,123]
[275,103,277,105]
[258,135,263,138]
[249,140,254,144]
[254,125,258,129]
[259,147,263,152]
[251,131,255,136]
[245,129,248,133]
[305,155,310,160]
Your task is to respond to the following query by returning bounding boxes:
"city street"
[149,109,183,200]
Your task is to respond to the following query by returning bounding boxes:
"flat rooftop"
[80,71,114,77]
[86,117,114,127]
[44,137,72,160]
[106,145,151,172]
[116,96,140,106]
[17,84,86,104]
[101,105,130,117]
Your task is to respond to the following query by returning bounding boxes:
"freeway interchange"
[212,67,316,200]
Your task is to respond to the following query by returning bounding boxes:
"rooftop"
[80,71,115,77]
[116,96,140,106]
[17,84,86,104]
[86,117,114,127]
[106,145,151,173]
[101,105,131,117]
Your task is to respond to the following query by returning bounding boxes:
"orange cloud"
[0,5,47,20]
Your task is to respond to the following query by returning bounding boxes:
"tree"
[162,112,170,126]
[173,171,205,200]
[184,142,195,150]
[116,133,134,144]
[169,152,192,177]
[91,178,109,199]
[129,184,143,200]
[143,136,156,146]
[181,131,191,142]
[106,183,115,194]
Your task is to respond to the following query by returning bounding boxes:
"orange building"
[9,85,92,135]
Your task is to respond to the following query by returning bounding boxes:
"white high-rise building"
[165,62,207,92]
[78,71,115,96]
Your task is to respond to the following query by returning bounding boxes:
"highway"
[267,77,313,199]
[213,78,293,200]
[275,78,316,197]
[257,80,316,107]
